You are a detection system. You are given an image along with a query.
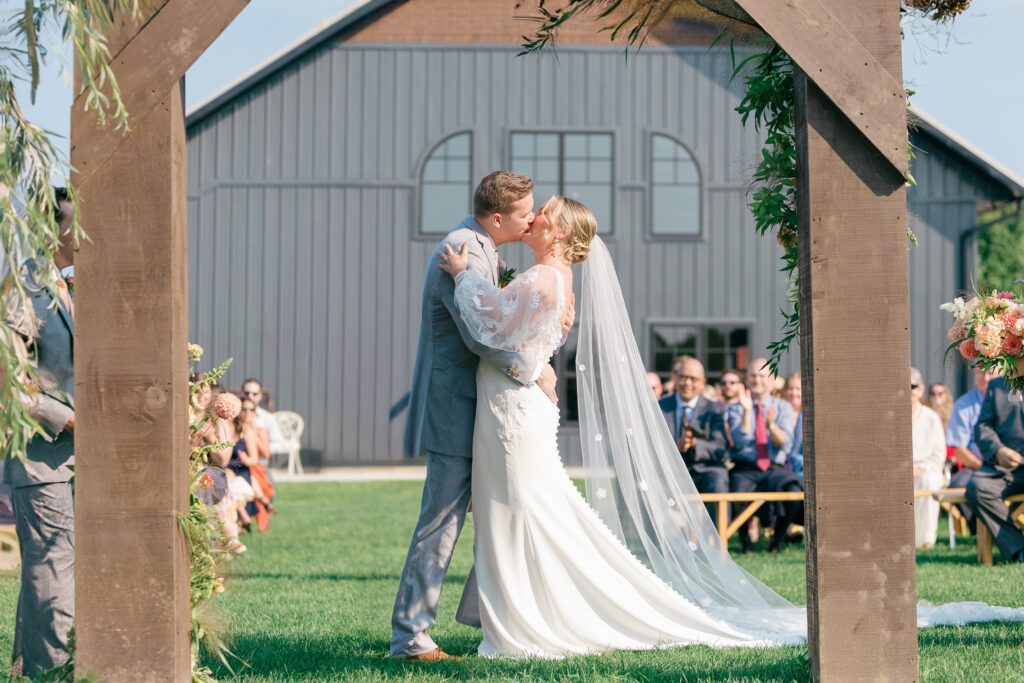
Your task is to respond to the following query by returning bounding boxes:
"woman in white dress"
[438,197,786,657]
[911,367,947,548]
[438,196,1024,659]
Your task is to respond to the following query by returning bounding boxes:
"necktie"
[755,401,770,471]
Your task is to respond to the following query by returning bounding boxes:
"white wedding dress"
[453,240,1024,659]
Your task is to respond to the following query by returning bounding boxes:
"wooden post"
[794,1,918,679]
[73,80,191,680]
[70,3,248,678]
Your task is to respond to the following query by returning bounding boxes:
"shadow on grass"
[206,633,809,682]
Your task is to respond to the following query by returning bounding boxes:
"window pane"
[676,159,699,184]
[652,134,676,160]
[422,183,470,234]
[446,157,470,181]
[446,133,470,157]
[511,159,535,178]
[707,328,725,348]
[589,134,612,159]
[653,185,699,235]
[589,159,612,184]
[422,157,445,182]
[653,160,675,183]
[511,133,535,158]
[536,134,560,157]
[564,134,587,158]
[536,159,559,183]
[565,183,610,233]
[564,159,587,182]
[708,351,726,373]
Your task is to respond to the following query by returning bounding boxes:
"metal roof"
[184,4,1024,201]
[910,105,1024,200]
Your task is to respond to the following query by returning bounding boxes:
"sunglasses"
[911,384,921,390]
[241,406,255,412]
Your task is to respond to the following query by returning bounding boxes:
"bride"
[437,195,1024,658]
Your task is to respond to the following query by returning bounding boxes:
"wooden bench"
[699,489,1024,566]
[930,489,1024,566]
[700,491,805,544]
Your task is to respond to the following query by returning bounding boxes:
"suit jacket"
[658,394,728,471]
[5,263,75,488]
[404,216,539,459]
[974,377,1024,470]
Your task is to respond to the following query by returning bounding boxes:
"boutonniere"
[498,266,516,289]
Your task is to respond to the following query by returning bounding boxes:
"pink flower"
[212,392,241,420]
[998,291,1016,300]
[1002,311,1024,337]
[947,324,968,344]
[1003,334,1024,357]
[197,472,215,490]
[959,338,979,360]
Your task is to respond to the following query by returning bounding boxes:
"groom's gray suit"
[392,215,540,657]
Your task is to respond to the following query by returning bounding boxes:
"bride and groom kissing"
[391,171,787,661]
[389,171,1024,662]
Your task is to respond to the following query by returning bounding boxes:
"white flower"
[594,433,603,442]
[577,364,586,372]
[667,498,676,508]
[620,354,627,363]
[940,296,967,320]
[638,481,648,492]
[739,579,748,586]
[688,541,698,551]
[625,428,633,437]
[596,488,608,500]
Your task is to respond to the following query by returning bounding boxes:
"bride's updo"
[542,195,598,264]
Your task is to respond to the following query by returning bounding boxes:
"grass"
[0,481,1021,681]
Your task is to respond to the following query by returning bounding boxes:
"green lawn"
[0,481,1022,681]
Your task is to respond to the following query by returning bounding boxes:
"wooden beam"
[794,0,917,679]
[71,0,249,188]
[732,0,908,180]
[73,79,191,681]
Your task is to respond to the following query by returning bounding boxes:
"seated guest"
[726,358,801,553]
[658,356,729,521]
[226,397,276,531]
[927,383,953,431]
[968,376,1024,563]
[646,371,663,400]
[911,367,946,549]
[946,368,997,532]
[783,372,803,475]
[242,378,288,469]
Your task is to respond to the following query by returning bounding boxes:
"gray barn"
[184,0,1024,466]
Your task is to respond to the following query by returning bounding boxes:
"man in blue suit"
[659,356,729,521]
[4,188,76,677]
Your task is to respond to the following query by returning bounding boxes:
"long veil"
[575,235,1024,639]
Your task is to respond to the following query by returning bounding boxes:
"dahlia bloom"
[959,338,979,361]
[212,392,242,420]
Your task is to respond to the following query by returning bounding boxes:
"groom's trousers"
[391,451,473,657]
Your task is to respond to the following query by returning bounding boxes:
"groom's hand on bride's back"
[538,364,558,404]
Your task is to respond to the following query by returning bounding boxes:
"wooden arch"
[70,0,913,680]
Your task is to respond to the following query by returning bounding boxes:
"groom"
[392,172,559,661]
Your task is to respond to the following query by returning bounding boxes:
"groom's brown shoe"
[394,648,460,662]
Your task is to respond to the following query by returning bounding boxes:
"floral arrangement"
[185,344,238,681]
[942,290,1024,400]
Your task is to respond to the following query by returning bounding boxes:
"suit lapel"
[467,219,498,285]
[55,296,74,337]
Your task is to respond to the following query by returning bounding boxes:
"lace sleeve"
[453,266,564,354]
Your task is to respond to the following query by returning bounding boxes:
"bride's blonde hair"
[540,196,598,264]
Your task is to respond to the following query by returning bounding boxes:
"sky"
[11,0,1024,181]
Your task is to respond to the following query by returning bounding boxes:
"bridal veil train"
[575,236,1024,643]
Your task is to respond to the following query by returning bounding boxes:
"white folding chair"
[274,410,305,475]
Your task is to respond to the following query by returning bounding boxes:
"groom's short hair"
[473,172,534,217]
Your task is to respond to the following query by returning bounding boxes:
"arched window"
[420,132,472,234]
[650,134,701,236]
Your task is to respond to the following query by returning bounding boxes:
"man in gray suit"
[392,172,559,661]
[4,188,76,676]
[968,376,1024,563]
